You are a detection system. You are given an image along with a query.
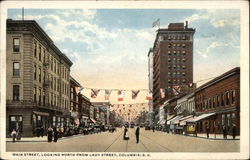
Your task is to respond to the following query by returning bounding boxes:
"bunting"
[75,86,82,94]
[172,85,181,95]
[118,90,125,101]
[188,83,194,88]
[91,89,100,98]
[146,91,152,100]
[160,88,165,98]
[104,90,112,100]
[131,90,140,99]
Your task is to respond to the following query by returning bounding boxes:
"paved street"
[6,128,239,152]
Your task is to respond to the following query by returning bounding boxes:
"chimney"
[185,21,188,29]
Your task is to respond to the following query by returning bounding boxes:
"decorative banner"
[91,89,100,98]
[146,91,152,100]
[131,90,140,99]
[80,87,84,95]
[75,86,82,94]
[172,85,181,95]
[160,88,165,98]
[118,90,125,101]
[104,90,112,100]
[188,83,194,88]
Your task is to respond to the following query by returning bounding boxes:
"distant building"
[147,48,154,125]
[152,22,195,113]
[6,19,72,137]
[92,102,111,125]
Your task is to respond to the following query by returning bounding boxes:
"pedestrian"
[152,126,155,132]
[206,124,209,138]
[53,127,59,142]
[232,124,237,139]
[135,127,140,143]
[36,127,40,137]
[40,126,44,138]
[47,127,53,143]
[123,127,128,140]
[11,129,17,142]
[223,125,227,139]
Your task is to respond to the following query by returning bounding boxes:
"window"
[13,85,20,101]
[182,65,186,69]
[38,89,41,105]
[168,58,171,62]
[168,43,171,48]
[43,49,46,63]
[182,35,186,40]
[43,90,45,105]
[168,65,171,69]
[168,72,171,75]
[38,68,41,83]
[13,62,20,76]
[43,71,45,83]
[168,79,171,84]
[54,94,56,106]
[221,94,224,106]
[226,92,230,105]
[173,65,176,69]
[57,79,60,92]
[9,115,23,132]
[177,44,180,47]
[173,50,176,55]
[182,79,186,83]
[57,62,60,75]
[34,65,37,80]
[216,95,220,107]
[54,77,56,90]
[39,46,41,61]
[51,93,53,106]
[13,38,20,52]
[51,75,53,89]
[182,72,185,76]
[182,58,186,62]
[182,50,186,55]
[213,97,216,108]
[33,87,36,103]
[51,56,53,71]
[182,44,186,48]
[231,90,236,104]
[54,59,56,73]
[221,114,225,125]
[34,42,37,57]
[71,87,73,99]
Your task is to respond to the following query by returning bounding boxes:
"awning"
[187,112,216,123]
[33,111,49,116]
[167,115,183,125]
[89,118,96,123]
[157,119,166,125]
[179,115,195,126]
[174,104,181,110]
[167,115,176,121]
[81,115,88,119]
[173,115,190,124]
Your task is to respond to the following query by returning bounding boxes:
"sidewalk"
[6,134,86,143]
[184,133,240,140]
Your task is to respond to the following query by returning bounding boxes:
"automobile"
[145,126,151,130]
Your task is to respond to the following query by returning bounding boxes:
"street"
[7,128,239,152]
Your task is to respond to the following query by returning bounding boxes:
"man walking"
[232,124,237,139]
[223,125,227,139]
[206,124,209,138]
[135,127,140,143]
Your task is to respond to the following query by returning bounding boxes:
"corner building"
[6,20,72,137]
[153,22,195,112]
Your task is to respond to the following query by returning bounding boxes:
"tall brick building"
[6,19,72,137]
[152,22,195,112]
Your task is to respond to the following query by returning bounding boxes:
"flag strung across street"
[75,86,82,94]
[118,90,125,101]
[160,88,165,98]
[172,85,181,95]
[104,90,112,100]
[146,91,152,100]
[131,90,140,99]
[91,89,100,98]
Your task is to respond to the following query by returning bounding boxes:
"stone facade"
[6,19,72,137]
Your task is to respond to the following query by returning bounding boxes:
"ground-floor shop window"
[9,115,23,132]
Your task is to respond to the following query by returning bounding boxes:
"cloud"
[183,9,240,28]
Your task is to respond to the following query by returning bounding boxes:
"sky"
[7,9,240,105]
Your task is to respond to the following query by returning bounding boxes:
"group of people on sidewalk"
[205,124,237,139]
[123,127,140,143]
